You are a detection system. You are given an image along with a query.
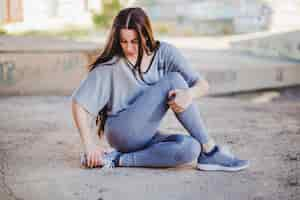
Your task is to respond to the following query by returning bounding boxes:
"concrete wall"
[202,64,300,95]
[1,48,299,96]
[0,52,93,95]
[0,35,100,95]
[1,35,299,96]
[230,30,300,61]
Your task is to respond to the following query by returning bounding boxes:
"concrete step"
[0,35,100,52]
[230,30,300,61]
[185,49,300,95]
[0,35,299,96]
[0,35,99,95]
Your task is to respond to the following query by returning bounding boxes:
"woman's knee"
[166,72,188,89]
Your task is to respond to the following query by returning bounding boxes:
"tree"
[92,0,122,29]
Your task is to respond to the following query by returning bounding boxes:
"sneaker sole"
[197,162,249,172]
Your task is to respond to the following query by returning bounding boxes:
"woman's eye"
[120,40,138,44]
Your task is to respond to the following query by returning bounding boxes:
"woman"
[71,7,249,171]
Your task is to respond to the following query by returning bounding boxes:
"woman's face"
[120,28,139,58]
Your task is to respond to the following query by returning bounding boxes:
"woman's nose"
[126,45,135,53]
[126,44,133,50]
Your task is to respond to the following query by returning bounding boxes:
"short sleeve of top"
[71,66,112,117]
[162,42,202,87]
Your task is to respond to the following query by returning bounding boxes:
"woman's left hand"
[167,89,193,113]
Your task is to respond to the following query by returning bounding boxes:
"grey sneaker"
[80,150,122,169]
[197,145,249,172]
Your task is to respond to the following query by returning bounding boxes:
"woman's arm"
[167,78,210,113]
[72,100,105,168]
[188,78,210,99]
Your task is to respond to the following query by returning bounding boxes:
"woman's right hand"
[72,100,107,168]
[85,145,105,168]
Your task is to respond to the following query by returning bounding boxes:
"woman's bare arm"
[71,100,104,168]
[188,78,210,99]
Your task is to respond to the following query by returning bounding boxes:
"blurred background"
[1,0,300,37]
[0,0,300,98]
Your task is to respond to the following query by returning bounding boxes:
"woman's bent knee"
[167,72,188,89]
[167,72,187,87]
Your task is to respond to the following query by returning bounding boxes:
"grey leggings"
[104,72,210,167]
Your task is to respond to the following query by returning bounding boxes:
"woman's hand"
[167,89,193,113]
[85,144,107,168]
[72,101,108,168]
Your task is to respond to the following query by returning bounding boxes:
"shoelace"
[102,152,116,169]
[219,145,236,161]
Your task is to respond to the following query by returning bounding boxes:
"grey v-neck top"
[71,41,202,117]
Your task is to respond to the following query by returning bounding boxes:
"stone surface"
[230,30,300,61]
[0,95,299,200]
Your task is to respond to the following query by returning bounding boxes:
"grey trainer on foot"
[197,145,249,172]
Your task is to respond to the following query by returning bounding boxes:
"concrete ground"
[0,33,299,200]
[0,89,299,200]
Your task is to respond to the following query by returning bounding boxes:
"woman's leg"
[105,72,211,153]
[103,72,248,171]
[119,131,201,167]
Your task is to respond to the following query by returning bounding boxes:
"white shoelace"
[102,153,116,169]
[219,145,236,161]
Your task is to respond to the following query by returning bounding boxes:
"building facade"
[137,0,300,34]
[1,0,299,33]
[0,0,24,24]
[0,0,102,30]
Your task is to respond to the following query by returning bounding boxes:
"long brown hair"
[90,7,160,138]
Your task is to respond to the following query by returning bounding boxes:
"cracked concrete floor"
[0,95,299,200]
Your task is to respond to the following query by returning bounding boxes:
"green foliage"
[0,26,7,35]
[54,25,90,39]
[92,0,122,29]
[152,22,172,35]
